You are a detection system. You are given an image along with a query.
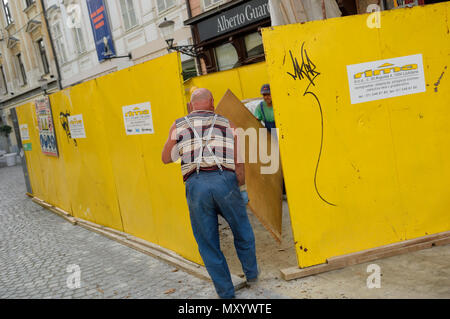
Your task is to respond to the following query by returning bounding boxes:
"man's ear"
[187,102,192,113]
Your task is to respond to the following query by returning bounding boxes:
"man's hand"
[240,190,249,205]
[162,122,177,164]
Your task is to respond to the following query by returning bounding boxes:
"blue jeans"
[185,169,258,298]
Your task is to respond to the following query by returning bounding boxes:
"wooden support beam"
[75,217,247,290]
[280,231,450,281]
[31,197,77,225]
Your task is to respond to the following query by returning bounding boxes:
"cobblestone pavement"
[0,165,285,299]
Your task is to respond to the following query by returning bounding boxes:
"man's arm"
[161,122,177,164]
[229,121,245,186]
[254,103,263,121]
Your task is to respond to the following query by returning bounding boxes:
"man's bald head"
[189,88,214,111]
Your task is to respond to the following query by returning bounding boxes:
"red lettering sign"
[95,20,104,29]
[93,13,104,24]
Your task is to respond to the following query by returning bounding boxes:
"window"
[51,22,68,64]
[203,0,221,9]
[215,43,238,71]
[25,0,35,8]
[16,54,27,86]
[156,0,175,13]
[2,0,13,25]
[37,39,50,74]
[119,0,137,30]
[244,32,264,58]
[0,65,7,94]
[182,59,197,81]
[72,27,86,54]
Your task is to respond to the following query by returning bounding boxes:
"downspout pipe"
[185,0,192,18]
[40,0,63,90]
[185,0,203,76]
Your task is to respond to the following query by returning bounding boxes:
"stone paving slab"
[0,165,284,299]
[1,164,449,299]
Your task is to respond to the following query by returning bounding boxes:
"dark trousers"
[185,170,258,298]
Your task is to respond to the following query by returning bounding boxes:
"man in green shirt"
[255,83,286,197]
[254,84,276,133]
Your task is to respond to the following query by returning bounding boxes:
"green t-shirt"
[254,101,275,123]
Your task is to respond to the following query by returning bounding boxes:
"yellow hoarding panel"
[95,53,202,263]
[16,102,45,200]
[15,101,71,212]
[184,62,270,103]
[262,3,450,268]
[39,96,71,212]
[15,53,201,265]
[48,82,124,230]
[185,68,243,104]
[237,62,271,99]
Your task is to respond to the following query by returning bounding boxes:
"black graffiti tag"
[287,42,336,207]
[59,111,77,147]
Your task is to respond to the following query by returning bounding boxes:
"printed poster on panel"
[35,96,59,157]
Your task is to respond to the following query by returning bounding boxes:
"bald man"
[162,88,258,299]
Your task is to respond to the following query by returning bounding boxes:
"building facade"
[0,0,59,153]
[44,0,196,88]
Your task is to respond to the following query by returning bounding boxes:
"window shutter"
[127,0,137,27]
[120,0,131,29]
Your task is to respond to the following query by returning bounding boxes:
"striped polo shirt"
[175,110,235,181]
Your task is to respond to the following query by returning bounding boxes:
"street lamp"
[159,17,175,48]
[158,18,202,58]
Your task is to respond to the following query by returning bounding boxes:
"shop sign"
[197,0,270,42]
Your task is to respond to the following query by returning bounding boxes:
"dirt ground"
[219,199,297,280]
[219,200,450,299]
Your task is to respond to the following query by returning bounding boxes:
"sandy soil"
[219,200,450,299]
[219,200,298,280]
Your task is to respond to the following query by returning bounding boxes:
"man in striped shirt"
[162,88,259,299]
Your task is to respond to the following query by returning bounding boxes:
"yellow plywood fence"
[16,53,203,265]
[15,54,270,269]
[14,2,450,273]
[184,61,270,103]
[262,2,450,268]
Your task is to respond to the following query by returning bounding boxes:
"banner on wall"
[86,0,116,62]
[35,96,59,157]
